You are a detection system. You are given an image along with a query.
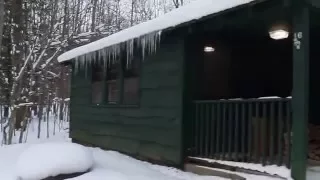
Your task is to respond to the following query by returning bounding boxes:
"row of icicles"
[74,31,162,75]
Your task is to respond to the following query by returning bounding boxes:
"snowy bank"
[0,142,290,180]
[0,142,226,180]
[3,141,320,180]
[58,0,256,62]
[16,142,93,180]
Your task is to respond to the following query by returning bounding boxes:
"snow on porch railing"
[190,97,292,168]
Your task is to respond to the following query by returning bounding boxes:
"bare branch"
[14,46,35,82]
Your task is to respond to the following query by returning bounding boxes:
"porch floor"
[187,156,290,179]
[187,157,320,179]
[307,166,320,180]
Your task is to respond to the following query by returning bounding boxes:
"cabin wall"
[69,36,185,166]
[311,0,320,8]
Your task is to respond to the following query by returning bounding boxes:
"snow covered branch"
[14,46,35,82]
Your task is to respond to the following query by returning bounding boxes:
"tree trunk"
[0,0,4,58]
[15,106,26,129]
[62,0,69,39]
[7,0,24,145]
[173,0,183,8]
[46,90,50,138]
[77,0,83,34]
[37,105,43,139]
[91,0,98,32]
[74,0,81,33]
[37,88,44,139]
[3,106,8,118]
[18,107,29,143]
[7,107,17,145]
[130,0,136,26]
[49,0,59,35]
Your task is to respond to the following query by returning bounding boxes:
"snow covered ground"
[0,141,287,180]
[0,117,226,180]
[0,115,70,145]
[0,116,317,180]
[0,141,224,180]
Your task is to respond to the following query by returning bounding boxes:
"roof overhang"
[58,0,262,63]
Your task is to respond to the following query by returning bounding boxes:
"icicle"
[106,48,109,65]
[98,49,103,69]
[114,46,117,63]
[147,33,152,55]
[112,46,115,64]
[74,57,79,75]
[90,52,94,66]
[126,42,129,68]
[126,39,134,68]
[115,45,118,63]
[98,50,101,62]
[117,45,121,63]
[77,56,81,74]
[147,34,151,55]
[138,31,162,61]
[157,31,162,45]
[155,31,162,53]
[72,30,162,74]
[102,48,107,69]
[84,55,88,78]
[88,52,93,78]
[141,36,146,61]
[80,56,85,71]
[151,33,154,54]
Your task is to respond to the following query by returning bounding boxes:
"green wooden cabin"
[59,0,320,179]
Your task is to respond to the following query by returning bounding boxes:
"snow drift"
[16,142,93,180]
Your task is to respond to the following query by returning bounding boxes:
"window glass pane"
[123,57,140,104]
[91,63,104,104]
[123,77,139,104]
[92,81,104,104]
[106,61,120,104]
[107,80,118,103]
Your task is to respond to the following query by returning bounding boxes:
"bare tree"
[0,0,194,144]
[172,0,183,8]
[0,0,4,57]
[91,0,98,32]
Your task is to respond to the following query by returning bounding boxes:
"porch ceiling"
[187,0,320,38]
[187,0,291,38]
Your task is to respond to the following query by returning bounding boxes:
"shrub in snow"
[16,142,93,180]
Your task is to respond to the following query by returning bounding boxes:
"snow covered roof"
[58,0,258,63]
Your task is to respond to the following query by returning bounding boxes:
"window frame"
[90,51,142,108]
[90,59,105,105]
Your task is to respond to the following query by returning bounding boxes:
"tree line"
[0,0,191,144]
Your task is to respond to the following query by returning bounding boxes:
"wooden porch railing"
[190,97,292,168]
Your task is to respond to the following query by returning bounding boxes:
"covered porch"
[182,0,320,179]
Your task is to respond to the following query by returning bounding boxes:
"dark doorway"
[192,29,292,101]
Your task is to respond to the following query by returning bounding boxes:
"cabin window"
[90,53,140,105]
[106,57,140,105]
[91,63,104,104]
[106,61,120,104]
[123,57,140,104]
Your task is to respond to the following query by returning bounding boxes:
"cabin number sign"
[294,32,302,50]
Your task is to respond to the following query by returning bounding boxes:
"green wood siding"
[69,36,185,166]
[311,0,320,8]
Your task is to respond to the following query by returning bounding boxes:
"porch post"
[291,0,309,179]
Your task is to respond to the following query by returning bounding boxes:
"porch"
[182,1,320,179]
[188,97,292,167]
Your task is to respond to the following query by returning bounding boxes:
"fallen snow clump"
[15,142,93,180]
